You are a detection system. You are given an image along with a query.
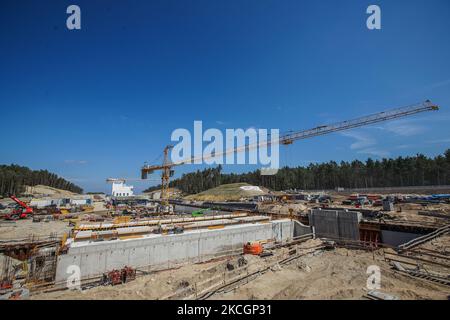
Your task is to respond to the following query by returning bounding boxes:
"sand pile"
[25,185,79,197]
[185,183,270,201]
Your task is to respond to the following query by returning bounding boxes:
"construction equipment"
[4,195,33,220]
[102,266,136,286]
[141,100,439,206]
[121,266,136,283]
[191,208,209,217]
[59,208,70,215]
[141,145,174,206]
[113,216,131,224]
[0,279,13,291]
[103,269,122,286]
[243,241,263,255]
[81,205,94,212]
[278,100,438,145]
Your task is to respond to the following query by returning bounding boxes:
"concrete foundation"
[309,209,361,240]
[55,219,294,283]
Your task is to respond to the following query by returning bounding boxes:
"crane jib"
[140,100,439,204]
[279,100,438,144]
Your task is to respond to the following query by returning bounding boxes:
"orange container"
[243,242,263,255]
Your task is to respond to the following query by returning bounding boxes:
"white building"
[108,179,134,197]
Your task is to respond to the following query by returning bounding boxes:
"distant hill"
[0,164,83,197]
[184,183,269,201]
[24,185,79,197]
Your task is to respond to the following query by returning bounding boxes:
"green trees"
[145,149,450,194]
[167,166,223,195]
[0,164,83,196]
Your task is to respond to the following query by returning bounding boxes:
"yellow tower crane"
[141,100,439,207]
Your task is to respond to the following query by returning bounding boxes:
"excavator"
[4,195,33,220]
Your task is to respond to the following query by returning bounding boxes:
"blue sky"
[1,0,449,193]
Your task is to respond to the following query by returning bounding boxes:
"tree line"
[0,164,83,196]
[144,149,450,194]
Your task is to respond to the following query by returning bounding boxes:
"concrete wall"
[70,199,92,206]
[381,230,421,247]
[55,220,293,283]
[30,197,92,208]
[293,221,312,237]
[309,209,361,240]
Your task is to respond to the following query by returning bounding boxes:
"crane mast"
[141,145,174,206]
[141,100,439,207]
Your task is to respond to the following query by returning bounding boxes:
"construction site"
[1,3,450,315]
[1,100,449,300]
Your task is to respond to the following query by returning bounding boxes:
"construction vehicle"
[59,208,70,215]
[102,266,136,286]
[81,205,94,212]
[102,269,122,286]
[4,195,33,220]
[0,278,13,291]
[141,100,439,206]
[191,208,209,217]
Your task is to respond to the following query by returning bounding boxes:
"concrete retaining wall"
[293,221,312,237]
[55,219,293,283]
[309,209,361,240]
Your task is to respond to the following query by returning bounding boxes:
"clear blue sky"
[1,0,449,193]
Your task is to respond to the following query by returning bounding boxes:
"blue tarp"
[430,194,450,199]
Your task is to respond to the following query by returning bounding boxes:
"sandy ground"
[2,186,448,300]
[0,200,107,240]
[387,203,450,225]
[419,234,450,253]
[404,234,450,277]
[0,219,71,239]
[25,185,79,197]
[184,183,270,202]
[258,203,308,215]
[31,239,449,300]
[32,258,231,300]
[213,248,449,300]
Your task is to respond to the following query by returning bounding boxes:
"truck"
[191,208,209,217]
[3,195,33,220]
